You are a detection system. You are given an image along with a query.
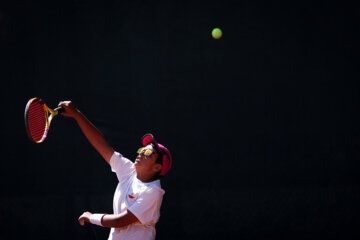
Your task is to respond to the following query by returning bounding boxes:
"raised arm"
[58,101,114,164]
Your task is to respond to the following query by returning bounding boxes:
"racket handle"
[54,107,65,114]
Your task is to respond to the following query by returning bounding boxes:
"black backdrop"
[1,1,360,239]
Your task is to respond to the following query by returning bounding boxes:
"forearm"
[101,211,138,228]
[74,110,105,147]
[80,210,139,228]
[73,110,114,162]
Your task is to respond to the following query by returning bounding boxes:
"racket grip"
[54,107,65,114]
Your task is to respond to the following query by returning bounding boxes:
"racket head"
[24,97,50,143]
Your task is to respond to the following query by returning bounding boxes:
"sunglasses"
[137,147,157,158]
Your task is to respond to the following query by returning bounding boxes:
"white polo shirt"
[108,152,165,240]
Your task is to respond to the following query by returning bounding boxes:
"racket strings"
[27,102,47,142]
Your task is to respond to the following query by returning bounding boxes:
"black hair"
[149,143,163,180]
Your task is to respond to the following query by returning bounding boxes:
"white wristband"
[89,214,105,226]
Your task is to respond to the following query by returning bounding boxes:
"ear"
[153,163,162,173]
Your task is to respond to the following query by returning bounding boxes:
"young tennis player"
[58,101,172,240]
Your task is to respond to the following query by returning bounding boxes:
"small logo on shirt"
[128,194,135,199]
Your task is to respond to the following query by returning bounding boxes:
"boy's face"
[135,145,162,175]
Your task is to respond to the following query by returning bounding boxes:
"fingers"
[78,213,85,226]
[78,211,92,226]
[78,217,85,226]
[58,101,73,108]
[57,101,78,118]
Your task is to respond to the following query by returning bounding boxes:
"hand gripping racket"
[24,97,64,143]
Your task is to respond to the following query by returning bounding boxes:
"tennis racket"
[24,97,64,143]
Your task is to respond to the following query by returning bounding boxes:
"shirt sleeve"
[109,151,134,180]
[127,188,164,225]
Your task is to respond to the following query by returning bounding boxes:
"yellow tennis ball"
[212,28,222,39]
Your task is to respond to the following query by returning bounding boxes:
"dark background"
[1,0,360,239]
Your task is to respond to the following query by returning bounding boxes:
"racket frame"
[25,97,62,143]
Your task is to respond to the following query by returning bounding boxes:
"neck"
[136,172,156,183]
